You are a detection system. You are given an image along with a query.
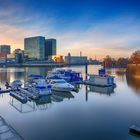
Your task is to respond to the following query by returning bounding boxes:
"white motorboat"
[49,79,75,92]
[26,79,51,96]
[47,72,71,82]
[10,80,22,89]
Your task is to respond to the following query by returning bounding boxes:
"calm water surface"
[0,65,140,140]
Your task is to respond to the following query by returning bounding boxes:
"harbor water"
[0,65,140,140]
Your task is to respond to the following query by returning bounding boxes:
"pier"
[0,116,23,140]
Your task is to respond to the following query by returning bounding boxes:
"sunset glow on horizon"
[0,0,140,59]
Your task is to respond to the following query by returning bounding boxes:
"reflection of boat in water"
[0,116,23,140]
[51,94,63,102]
[89,85,115,95]
[35,95,52,105]
[51,91,74,102]
[52,91,74,99]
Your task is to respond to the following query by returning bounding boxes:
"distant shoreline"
[0,63,100,68]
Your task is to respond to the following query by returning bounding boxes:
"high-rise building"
[0,45,11,54]
[45,39,56,59]
[14,49,24,64]
[24,36,45,60]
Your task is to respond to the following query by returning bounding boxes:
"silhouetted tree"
[103,55,114,68]
[130,50,140,64]
[116,57,129,68]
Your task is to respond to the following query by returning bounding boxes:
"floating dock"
[10,91,28,104]
[0,116,23,140]
[0,89,13,94]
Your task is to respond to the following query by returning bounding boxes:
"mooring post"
[85,62,88,80]
[85,85,88,102]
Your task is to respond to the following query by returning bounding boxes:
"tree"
[103,55,114,68]
[116,57,129,68]
[130,50,140,64]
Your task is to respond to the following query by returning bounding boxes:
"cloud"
[56,17,140,59]
[0,2,140,59]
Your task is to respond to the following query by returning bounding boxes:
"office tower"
[45,39,56,59]
[24,36,45,60]
[0,45,11,54]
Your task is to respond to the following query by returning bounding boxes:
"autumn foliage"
[130,50,140,64]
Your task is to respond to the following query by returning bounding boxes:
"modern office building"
[14,49,24,64]
[0,45,11,54]
[24,36,46,60]
[45,39,56,59]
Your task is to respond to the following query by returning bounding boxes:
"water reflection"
[10,97,36,113]
[126,75,140,94]
[0,67,54,88]
[1,66,140,140]
[9,91,75,113]
[88,85,115,95]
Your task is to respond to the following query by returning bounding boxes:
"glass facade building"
[0,45,11,54]
[24,36,45,60]
[45,39,56,59]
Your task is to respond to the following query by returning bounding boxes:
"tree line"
[103,50,140,68]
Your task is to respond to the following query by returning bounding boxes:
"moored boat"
[49,79,75,92]
[84,68,116,87]
[26,78,51,96]
[47,69,83,83]
[10,80,22,90]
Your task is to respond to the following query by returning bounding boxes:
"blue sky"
[0,0,140,59]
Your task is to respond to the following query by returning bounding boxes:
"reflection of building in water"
[0,69,10,86]
[14,69,26,81]
[126,75,140,94]
[27,67,46,76]
[27,67,53,79]
[88,85,115,95]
